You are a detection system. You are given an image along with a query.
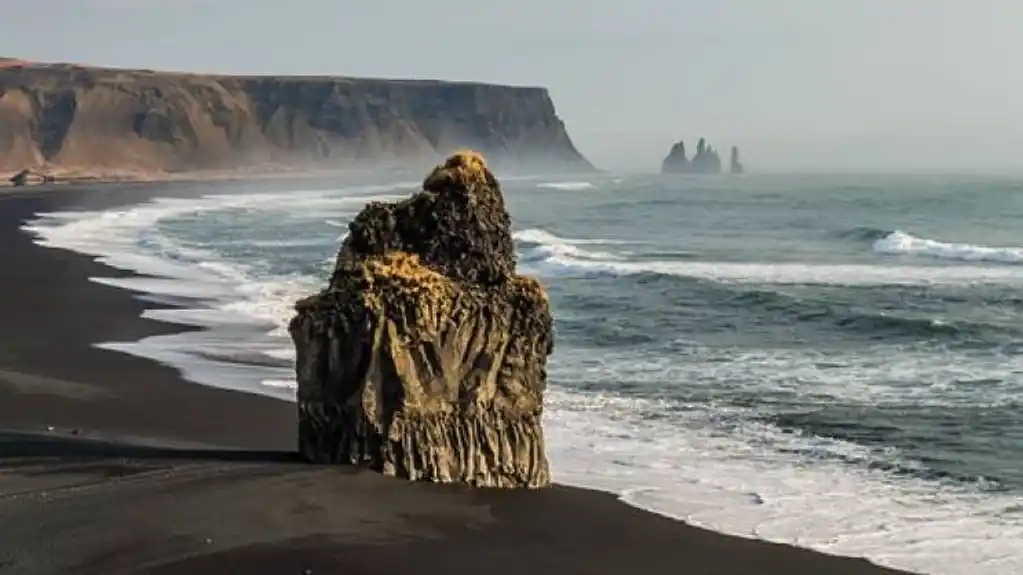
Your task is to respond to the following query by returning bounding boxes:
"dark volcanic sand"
[0,184,915,575]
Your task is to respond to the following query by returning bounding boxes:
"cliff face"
[0,61,592,175]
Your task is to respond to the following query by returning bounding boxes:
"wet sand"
[0,184,915,574]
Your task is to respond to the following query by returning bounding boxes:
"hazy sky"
[2,0,1021,172]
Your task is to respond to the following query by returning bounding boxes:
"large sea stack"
[289,151,553,488]
[661,137,723,174]
[661,141,690,173]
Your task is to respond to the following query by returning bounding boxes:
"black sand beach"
[0,185,916,575]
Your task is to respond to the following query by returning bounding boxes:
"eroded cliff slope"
[0,60,592,176]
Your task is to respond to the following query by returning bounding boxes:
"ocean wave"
[830,311,984,339]
[806,296,1007,341]
[536,181,596,191]
[874,230,1023,265]
[726,289,1007,341]
[514,228,630,246]
[835,225,894,242]
[544,381,1023,575]
[513,228,625,263]
[511,227,1023,286]
[534,255,1023,286]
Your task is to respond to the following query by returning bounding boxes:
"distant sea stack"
[289,151,553,488]
[729,146,744,175]
[661,137,744,175]
[661,141,690,174]
[0,59,593,181]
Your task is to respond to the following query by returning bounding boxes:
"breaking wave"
[873,230,1023,265]
[516,227,1023,286]
[536,181,596,191]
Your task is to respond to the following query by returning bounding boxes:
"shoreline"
[0,183,915,574]
[0,163,434,190]
[0,184,295,448]
[0,160,603,191]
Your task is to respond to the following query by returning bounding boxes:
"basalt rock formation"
[661,137,725,175]
[729,146,744,175]
[0,59,592,180]
[289,151,553,488]
[661,141,690,174]
[691,138,723,174]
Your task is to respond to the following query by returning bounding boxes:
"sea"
[22,172,1023,575]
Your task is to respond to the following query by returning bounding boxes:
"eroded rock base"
[299,403,550,488]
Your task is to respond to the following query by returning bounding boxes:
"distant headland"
[0,58,594,186]
[661,137,745,175]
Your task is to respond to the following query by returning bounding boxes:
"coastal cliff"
[0,59,592,180]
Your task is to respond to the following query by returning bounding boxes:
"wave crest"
[835,226,893,242]
[536,181,596,191]
[513,228,625,263]
[874,230,1023,265]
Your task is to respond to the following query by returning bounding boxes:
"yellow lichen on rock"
[364,251,450,291]
[423,149,493,192]
[445,149,488,172]
[509,274,549,306]
[359,252,456,336]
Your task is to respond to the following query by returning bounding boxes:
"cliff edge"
[0,60,592,179]
[289,151,553,488]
